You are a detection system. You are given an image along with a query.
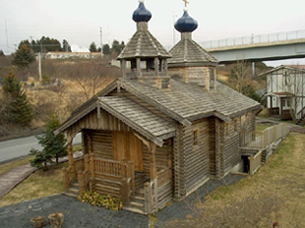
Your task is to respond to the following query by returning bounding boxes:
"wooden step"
[62,191,78,198]
[95,183,120,192]
[95,177,122,186]
[133,195,145,202]
[68,187,79,195]
[129,201,144,210]
[123,206,146,215]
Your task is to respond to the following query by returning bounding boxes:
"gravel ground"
[0,195,148,228]
[0,174,243,228]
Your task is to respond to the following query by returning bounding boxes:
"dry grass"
[165,133,305,227]
[0,156,35,176]
[256,124,274,132]
[0,162,68,207]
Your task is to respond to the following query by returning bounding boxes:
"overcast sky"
[1,0,305,66]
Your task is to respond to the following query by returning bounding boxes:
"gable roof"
[122,78,261,121]
[168,36,218,67]
[99,96,176,146]
[259,65,305,76]
[55,78,262,144]
[117,29,171,60]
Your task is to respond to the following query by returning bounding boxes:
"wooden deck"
[239,123,289,175]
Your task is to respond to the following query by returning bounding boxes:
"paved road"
[0,134,81,164]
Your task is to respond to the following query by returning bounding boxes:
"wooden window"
[193,129,199,146]
[234,119,238,132]
[225,123,230,136]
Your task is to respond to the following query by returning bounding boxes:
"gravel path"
[0,195,148,228]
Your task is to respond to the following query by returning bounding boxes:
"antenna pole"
[5,20,9,53]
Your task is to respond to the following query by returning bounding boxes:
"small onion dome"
[132,1,152,22]
[174,9,198,33]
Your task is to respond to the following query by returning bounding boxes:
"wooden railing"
[77,154,90,193]
[62,166,75,192]
[268,107,279,116]
[249,150,263,175]
[63,153,136,205]
[297,106,305,120]
[157,167,172,188]
[90,155,135,206]
[240,123,289,149]
[74,157,85,173]
[144,180,157,214]
[93,158,127,178]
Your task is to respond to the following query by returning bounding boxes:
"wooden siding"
[142,139,172,175]
[208,117,216,176]
[67,108,132,139]
[215,119,225,178]
[90,130,113,159]
[184,119,210,194]
[173,125,184,198]
[157,168,173,209]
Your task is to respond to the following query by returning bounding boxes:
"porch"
[267,95,292,120]
[62,128,173,214]
[62,154,172,214]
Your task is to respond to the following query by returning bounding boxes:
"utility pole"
[5,20,9,53]
[251,33,255,76]
[100,27,103,57]
[38,42,42,82]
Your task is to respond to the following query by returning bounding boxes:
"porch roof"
[98,96,176,147]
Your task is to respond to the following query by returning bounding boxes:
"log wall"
[184,119,210,194]
[142,139,172,175]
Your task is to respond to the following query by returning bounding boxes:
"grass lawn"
[0,162,68,207]
[255,124,274,132]
[165,132,305,227]
[0,156,35,176]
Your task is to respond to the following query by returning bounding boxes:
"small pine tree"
[12,44,35,68]
[2,70,33,125]
[89,42,97,52]
[30,112,67,170]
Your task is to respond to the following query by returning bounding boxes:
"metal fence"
[201,30,305,49]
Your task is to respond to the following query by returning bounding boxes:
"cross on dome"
[183,0,189,8]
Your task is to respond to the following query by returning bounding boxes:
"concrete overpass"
[201,30,305,64]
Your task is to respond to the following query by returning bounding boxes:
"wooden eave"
[54,80,118,135]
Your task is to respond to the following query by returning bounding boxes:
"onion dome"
[132,0,152,22]
[174,9,198,33]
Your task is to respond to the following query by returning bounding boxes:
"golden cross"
[182,0,189,7]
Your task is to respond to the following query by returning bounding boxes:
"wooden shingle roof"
[122,78,262,121]
[117,29,171,60]
[99,96,176,146]
[168,36,218,67]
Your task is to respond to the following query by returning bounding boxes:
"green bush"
[78,191,123,211]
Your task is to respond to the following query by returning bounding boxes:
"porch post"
[150,143,157,180]
[67,141,76,177]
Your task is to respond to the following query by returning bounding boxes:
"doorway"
[112,132,143,172]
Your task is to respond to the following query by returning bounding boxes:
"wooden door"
[112,132,127,161]
[112,132,143,172]
[128,133,143,172]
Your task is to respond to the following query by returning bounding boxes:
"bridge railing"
[202,30,305,49]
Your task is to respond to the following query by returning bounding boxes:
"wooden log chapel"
[55,0,262,214]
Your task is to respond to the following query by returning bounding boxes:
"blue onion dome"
[132,0,152,22]
[175,9,198,33]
